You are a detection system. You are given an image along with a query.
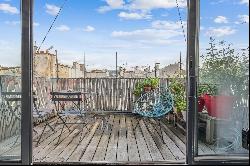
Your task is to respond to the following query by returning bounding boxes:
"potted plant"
[198,83,218,113]
[169,77,187,121]
[199,38,249,119]
[143,78,152,92]
[133,78,160,97]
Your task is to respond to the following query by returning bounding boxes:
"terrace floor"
[0,113,218,163]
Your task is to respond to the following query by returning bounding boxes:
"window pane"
[198,0,249,156]
[0,0,21,161]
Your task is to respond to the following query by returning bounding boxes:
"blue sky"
[0,0,249,69]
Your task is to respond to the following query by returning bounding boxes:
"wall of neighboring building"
[71,62,85,78]
[34,51,57,78]
[0,66,21,76]
[33,51,86,78]
[159,63,182,78]
[86,70,108,78]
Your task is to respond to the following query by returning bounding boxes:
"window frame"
[1,0,249,165]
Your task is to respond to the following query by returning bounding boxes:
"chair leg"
[56,124,65,145]
[157,119,166,144]
[58,115,71,132]
[36,123,47,146]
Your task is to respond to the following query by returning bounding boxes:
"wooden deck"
[32,114,187,163]
[0,113,219,163]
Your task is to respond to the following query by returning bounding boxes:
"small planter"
[203,94,234,119]
[198,96,205,112]
[144,86,152,92]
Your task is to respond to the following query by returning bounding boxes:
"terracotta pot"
[203,94,234,119]
[144,86,152,92]
[198,96,205,112]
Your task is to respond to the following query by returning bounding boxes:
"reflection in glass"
[198,38,249,155]
[0,0,21,161]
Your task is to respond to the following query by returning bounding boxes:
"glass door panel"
[0,0,21,161]
[197,0,249,156]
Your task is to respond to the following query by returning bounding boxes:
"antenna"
[84,52,86,80]
[116,52,118,78]
[179,52,182,76]
[55,50,59,82]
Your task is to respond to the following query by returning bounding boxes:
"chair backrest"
[133,87,174,118]
[50,91,82,102]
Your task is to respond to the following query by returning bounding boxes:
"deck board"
[33,118,80,161]
[132,117,152,162]
[55,122,94,162]
[67,120,100,162]
[126,116,140,162]
[117,115,128,162]
[145,119,176,161]
[80,116,113,162]
[92,115,114,161]
[139,119,164,161]
[104,115,120,162]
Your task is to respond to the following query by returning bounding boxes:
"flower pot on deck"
[144,86,152,92]
[198,96,205,112]
[203,94,234,119]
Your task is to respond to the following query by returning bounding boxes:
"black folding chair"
[50,91,91,144]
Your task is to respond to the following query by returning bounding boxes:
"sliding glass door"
[0,0,33,164]
[0,0,22,161]
[187,0,249,164]
[197,0,249,158]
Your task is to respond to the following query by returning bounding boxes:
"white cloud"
[0,3,18,14]
[210,0,226,5]
[45,4,60,16]
[83,26,95,32]
[5,20,40,27]
[240,0,249,6]
[56,25,70,32]
[236,15,249,24]
[98,0,125,13]
[33,22,40,27]
[214,16,228,24]
[129,0,187,10]
[152,20,187,30]
[111,19,186,45]
[98,0,187,13]
[5,20,20,26]
[205,27,236,37]
[106,0,124,8]
[112,29,181,39]
[118,11,152,20]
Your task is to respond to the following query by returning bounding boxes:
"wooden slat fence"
[51,78,170,112]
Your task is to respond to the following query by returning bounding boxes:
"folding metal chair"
[50,91,91,145]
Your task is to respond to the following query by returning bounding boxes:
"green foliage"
[198,84,218,96]
[200,38,249,99]
[133,77,160,96]
[169,77,186,113]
